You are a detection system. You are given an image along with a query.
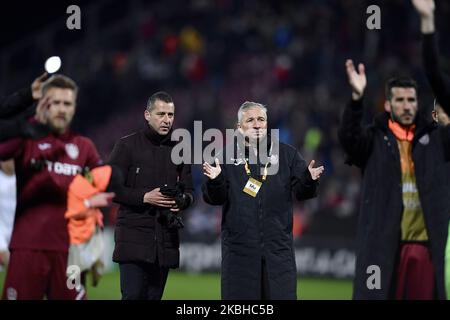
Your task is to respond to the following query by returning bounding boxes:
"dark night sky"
[0,1,93,48]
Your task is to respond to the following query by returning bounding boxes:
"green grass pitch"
[0,270,352,300]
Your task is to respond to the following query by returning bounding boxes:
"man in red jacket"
[0,75,104,300]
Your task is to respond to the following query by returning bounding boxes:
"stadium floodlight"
[45,56,62,73]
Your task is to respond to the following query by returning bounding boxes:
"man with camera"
[108,91,193,300]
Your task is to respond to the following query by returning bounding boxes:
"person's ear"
[384,101,391,113]
[432,110,438,122]
[144,109,151,121]
[236,122,241,129]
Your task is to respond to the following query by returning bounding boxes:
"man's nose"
[404,104,413,111]
[55,103,65,112]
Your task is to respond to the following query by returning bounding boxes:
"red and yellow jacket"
[65,165,112,245]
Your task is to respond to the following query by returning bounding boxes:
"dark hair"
[146,91,173,111]
[385,77,418,100]
[41,74,78,97]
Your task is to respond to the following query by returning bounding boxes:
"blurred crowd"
[3,0,450,243]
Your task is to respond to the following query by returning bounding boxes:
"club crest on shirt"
[65,143,79,160]
[419,134,429,145]
[269,154,279,165]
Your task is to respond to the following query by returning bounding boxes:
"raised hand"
[411,0,435,33]
[412,0,435,18]
[345,59,367,101]
[308,160,324,181]
[203,158,222,180]
[31,72,49,100]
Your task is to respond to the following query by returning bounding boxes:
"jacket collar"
[144,124,173,146]
[234,130,276,159]
[374,111,436,145]
[388,119,415,142]
[51,128,74,142]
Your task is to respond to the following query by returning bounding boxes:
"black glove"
[160,182,191,210]
[163,211,185,229]
[160,182,190,230]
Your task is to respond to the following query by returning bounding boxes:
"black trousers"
[119,262,169,300]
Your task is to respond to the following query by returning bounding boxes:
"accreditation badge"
[243,177,262,197]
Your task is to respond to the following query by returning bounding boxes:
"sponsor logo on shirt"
[38,143,52,151]
[230,158,245,165]
[45,160,82,176]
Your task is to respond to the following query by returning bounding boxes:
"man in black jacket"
[339,60,450,299]
[412,0,450,113]
[411,0,450,299]
[108,91,194,300]
[411,0,450,127]
[202,101,324,300]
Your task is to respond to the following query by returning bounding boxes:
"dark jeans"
[119,262,169,300]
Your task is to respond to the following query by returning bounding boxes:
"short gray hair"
[237,101,267,123]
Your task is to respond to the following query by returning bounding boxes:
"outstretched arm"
[202,158,228,205]
[412,0,450,114]
[291,154,323,201]
[338,59,373,168]
[0,73,48,119]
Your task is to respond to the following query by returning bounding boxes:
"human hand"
[202,158,222,180]
[143,188,176,207]
[308,160,324,181]
[86,192,115,208]
[345,59,366,101]
[31,72,49,100]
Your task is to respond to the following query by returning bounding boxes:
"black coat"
[338,99,450,299]
[108,125,193,268]
[0,88,48,142]
[202,136,318,299]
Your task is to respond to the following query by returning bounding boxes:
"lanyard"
[238,141,273,181]
[243,158,270,181]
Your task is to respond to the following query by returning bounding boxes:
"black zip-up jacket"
[108,124,194,268]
